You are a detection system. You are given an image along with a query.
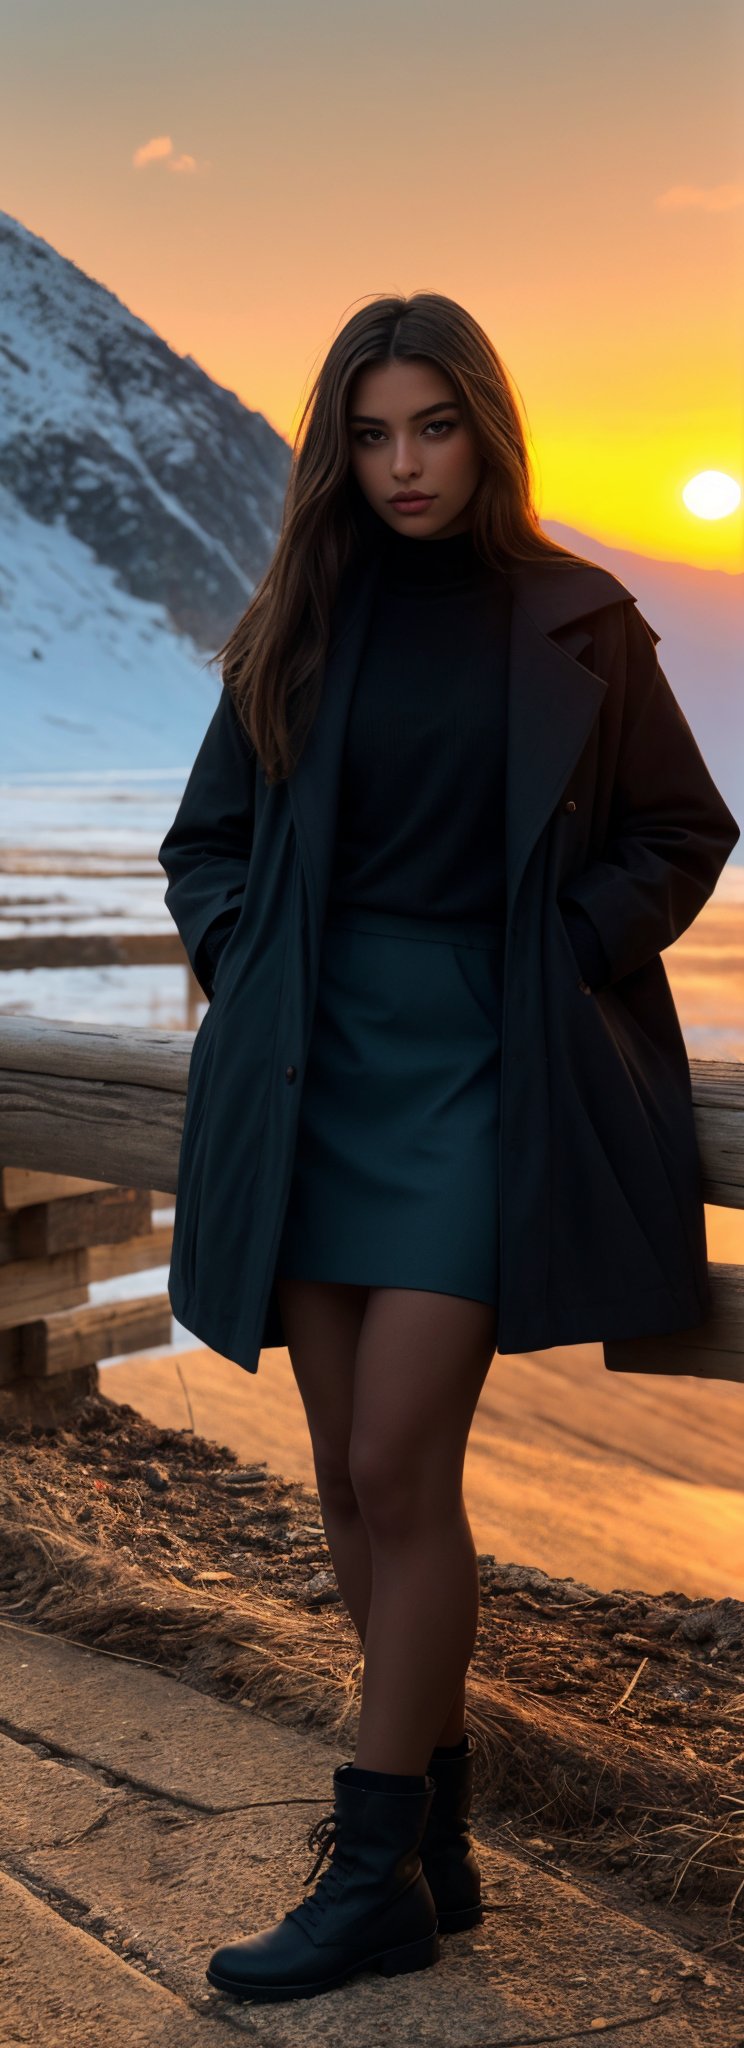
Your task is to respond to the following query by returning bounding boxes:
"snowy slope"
[0,210,290,641]
[0,208,290,772]
[0,208,740,819]
[0,480,228,773]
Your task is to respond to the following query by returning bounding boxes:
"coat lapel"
[503,555,635,918]
[288,544,638,930]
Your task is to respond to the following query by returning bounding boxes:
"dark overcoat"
[158,546,740,1378]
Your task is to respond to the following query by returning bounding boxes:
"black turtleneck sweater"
[328,520,512,924]
[200,517,609,991]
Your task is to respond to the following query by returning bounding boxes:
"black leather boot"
[206,1763,440,2002]
[420,1732,484,1932]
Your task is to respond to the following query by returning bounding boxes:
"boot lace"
[303,1810,338,1886]
[292,1809,348,1929]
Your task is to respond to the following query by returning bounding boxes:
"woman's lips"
[390,495,434,514]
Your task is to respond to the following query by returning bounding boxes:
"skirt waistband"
[323,904,507,950]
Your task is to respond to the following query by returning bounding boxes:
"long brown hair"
[211,291,583,786]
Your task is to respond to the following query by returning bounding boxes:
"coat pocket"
[449,940,505,1043]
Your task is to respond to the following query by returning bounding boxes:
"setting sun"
[682,470,742,521]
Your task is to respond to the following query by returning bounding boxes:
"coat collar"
[288,548,638,932]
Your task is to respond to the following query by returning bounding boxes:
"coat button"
[564,798,577,812]
[285,1064,297,1083]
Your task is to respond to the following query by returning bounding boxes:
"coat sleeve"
[557,600,741,989]
[157,683,257,1003]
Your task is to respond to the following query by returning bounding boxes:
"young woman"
[158,292,739,2005]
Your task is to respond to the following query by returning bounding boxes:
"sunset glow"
[1,0,742,575]
[682,471,742,521]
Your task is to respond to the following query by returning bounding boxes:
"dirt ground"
[1,1389,742,1996]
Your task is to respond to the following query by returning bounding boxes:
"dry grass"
[0,1392,742,1957]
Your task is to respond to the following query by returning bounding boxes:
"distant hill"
[0,208,740,832]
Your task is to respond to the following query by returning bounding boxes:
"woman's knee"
[311,1437,359,1515]
[348,1431,459,1540]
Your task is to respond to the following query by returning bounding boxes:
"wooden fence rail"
[0,930,204,1029]
[0,1015,743,1386]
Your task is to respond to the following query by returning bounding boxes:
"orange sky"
[2,0,743,570]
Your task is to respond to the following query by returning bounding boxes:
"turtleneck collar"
[378,518,489,591]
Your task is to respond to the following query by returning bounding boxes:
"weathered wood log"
[0,1168,112,1210]
[0,1251,89,1331]
[14,1186,151,1259]
[0,934,203,1028]
[0,1015,190,1089]
[18,1295,172,1377]
[0,851,157,877]
[1,1015,743,1201]
[0,932,186,970]
[86,1222,173,1283]
[604,1262,744,1380]
[0,1018,188,1187]
[0,1015,743,1380]
[0,1347,19,1387]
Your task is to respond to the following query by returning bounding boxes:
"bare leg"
[348,1286,495,1774]
[277,1276,494,1760]
[276,1275,373,1632]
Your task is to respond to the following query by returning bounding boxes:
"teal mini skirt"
[275,903,506,1306]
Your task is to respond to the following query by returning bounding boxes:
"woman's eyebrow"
[349,400,460,425]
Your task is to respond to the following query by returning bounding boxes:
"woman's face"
[347,358,484,540]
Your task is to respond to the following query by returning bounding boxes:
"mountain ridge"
[0,208,740,814]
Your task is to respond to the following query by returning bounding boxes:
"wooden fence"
[0,924,202,1419]
[0,1014,742,1425]
[0,929,205,1031]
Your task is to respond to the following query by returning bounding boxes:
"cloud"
[132,137,208,175]
[656,182,744,212]
[133,135,174,167]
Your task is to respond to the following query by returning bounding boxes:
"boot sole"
[206,1927,440,2001]
[436,1902,484,1933]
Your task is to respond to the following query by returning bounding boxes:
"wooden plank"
[16,1187,152,1258]
[0,1345,21,1386]
[0,1084,184,1190]
[0,1252,89,1330]
[86,1221,172,1282]
[604,1261,744,1381]
[0,1167,113,1210]
[0,1015,190,1090]
[0,1013,742,1382]
[20,1295,173,1376]
[0,932,187,970]
[0,1293,87,1377]
[1,1022,743,1206]
[0,849,157,875]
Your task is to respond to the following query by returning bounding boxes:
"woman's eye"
[353,420,455,445]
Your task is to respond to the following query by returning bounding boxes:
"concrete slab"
[0,1627,738,2046]
[0,1622,336,1809]
[0,1870,241,2047]
[17,1789,717,2045]
[0,1727,125,1851]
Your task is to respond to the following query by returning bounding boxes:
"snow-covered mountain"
[0,209,290,773]
[0,207,741,830]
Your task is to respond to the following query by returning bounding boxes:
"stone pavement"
[0,1623,737,2046]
